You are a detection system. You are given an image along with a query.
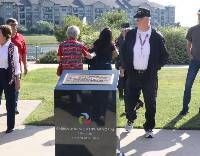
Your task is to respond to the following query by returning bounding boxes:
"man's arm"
[186,41,193,60]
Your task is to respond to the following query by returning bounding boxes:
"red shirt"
[11,32,27,63]
[57,39,89,70]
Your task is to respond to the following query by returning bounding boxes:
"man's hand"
[119,67,125,77]
[24,64,28,75]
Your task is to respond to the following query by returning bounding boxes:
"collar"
[137,26,152,36]
[1,39,11,47]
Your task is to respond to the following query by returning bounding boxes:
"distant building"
[0,0,175,28]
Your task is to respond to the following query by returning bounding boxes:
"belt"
[135,70,146,74]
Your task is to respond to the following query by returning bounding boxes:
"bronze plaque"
[62,74,114,85]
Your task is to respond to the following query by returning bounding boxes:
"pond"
[27,44,59,60]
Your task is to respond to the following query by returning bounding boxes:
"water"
[27,44,59,60]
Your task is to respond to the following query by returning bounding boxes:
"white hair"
[66,25,80,39]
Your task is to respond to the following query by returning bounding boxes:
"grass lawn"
[23,68,200,129]
[24,35,58,45]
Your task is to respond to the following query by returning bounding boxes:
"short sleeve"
[186,28,192,42]
[81,45,89,57]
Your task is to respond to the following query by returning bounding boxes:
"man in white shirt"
[121,7,168,138]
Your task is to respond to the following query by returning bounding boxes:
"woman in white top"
[0,25,20,133]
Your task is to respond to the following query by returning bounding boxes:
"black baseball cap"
[134,7,151,18]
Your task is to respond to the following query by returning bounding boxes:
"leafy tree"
[93,10,128,31]
[54,15,92,42]
[30,20,54,34]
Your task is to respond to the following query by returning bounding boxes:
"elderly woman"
[0,25,20,133]
[57,25,93,76]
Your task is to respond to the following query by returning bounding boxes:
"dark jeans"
[0,86,19,110]
[0,69,16,130]
[183,59,200,111]
[124,69,158,131]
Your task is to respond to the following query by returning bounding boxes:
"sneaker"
[179,109,188,116]
[125,121,133,132]
[145,129,154,138]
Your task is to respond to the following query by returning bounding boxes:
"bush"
[36,51,57,64]
[159,26,189,64]
[29,20,54,35]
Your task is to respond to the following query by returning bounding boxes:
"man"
[180,9,200,116]
[121,8,168,138]
[0,18,28,114]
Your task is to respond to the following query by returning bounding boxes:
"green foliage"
[30,20,54,34]
[93,10,128,30]
[159,26,189,64]
[36,51,57,64]
[54,15,91,42]
[17,25,28,34]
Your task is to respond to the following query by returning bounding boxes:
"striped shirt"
[57,39,89,70]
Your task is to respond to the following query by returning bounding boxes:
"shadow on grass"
[25,116,54,126]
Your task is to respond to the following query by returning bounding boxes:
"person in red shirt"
[57,25,93,75]
[0,18,28,114]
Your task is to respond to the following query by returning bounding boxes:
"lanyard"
[139,33,149,51]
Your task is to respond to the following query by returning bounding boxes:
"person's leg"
[15,90,19,114]
[182,60,199,114]
[124,72,142,131]
[142,71,158,134]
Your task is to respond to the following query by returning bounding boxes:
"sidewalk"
[117,128,200,156]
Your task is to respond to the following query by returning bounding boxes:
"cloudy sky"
[150,0,200,27]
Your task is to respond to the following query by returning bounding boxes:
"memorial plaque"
[62,74,114,85]
[54,70,119,156]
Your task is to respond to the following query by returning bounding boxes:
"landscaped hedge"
[36,50,57,64]
[159,26,189,64]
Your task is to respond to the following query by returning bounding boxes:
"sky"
[149,0,200,27]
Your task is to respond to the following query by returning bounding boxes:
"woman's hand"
[15,75,20,91]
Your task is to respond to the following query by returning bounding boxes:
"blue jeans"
[183,59,200,111]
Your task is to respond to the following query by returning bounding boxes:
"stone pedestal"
[54,70,119,156]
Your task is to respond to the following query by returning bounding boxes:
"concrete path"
[0,100,54,156]
[117,128,200,156]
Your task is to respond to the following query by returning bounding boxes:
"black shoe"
[6,129,13,134]
[15,110,19,115]
[179,109,188,116]
[134,99,144,110]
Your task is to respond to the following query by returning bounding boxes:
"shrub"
[159,26,189,64]
[36,51,57,64]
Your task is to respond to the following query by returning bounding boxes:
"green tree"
[30,20,54,34]
[93,10,128,31]
[54,15,92,42]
